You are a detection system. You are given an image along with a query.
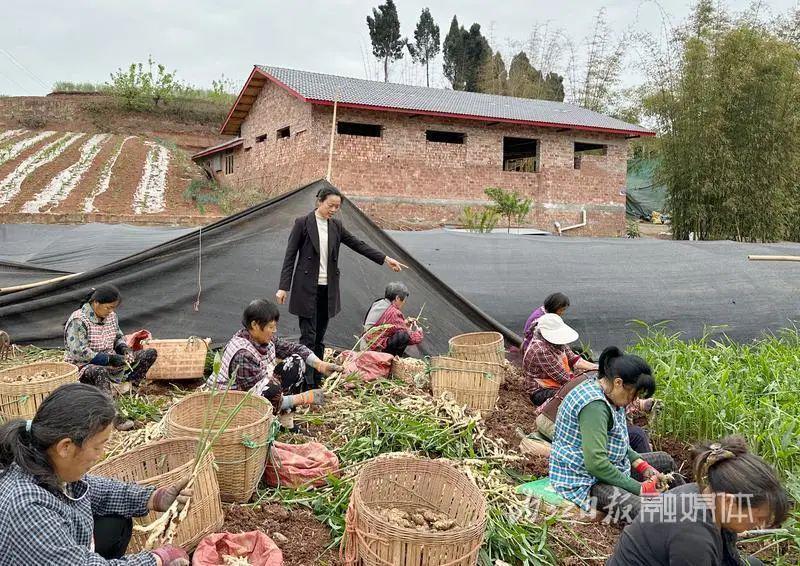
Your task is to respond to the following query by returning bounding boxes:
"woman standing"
[64,285,158,423]
[0,383,191,565]
[277,186,402,386]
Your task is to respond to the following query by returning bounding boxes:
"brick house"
[193,65,654,235]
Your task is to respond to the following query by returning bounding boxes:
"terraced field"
[0,129,208,218]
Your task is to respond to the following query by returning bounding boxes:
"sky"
[1,0,797,97]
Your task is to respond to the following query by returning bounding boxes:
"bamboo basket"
[448,332,505,364]
[390,357,427,385]
[343,455,486,566]
[165,391,272,502]
[0,362,78,420]
[91,437,223,552]
[429,356,505,415]
[143,337,210,381]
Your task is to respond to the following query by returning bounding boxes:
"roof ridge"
[257,64,587,110]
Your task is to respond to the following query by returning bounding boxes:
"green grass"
[630,325,800,483]
[631,325,800,560]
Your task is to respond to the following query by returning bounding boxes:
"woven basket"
[143,337,210,381]
[0,362,78,420]
[448,332,505,364]
[390,357,427,385]
[344,455,486,566]
[165,391,273,502]
[429,356,505,415]
[91,437,223,552]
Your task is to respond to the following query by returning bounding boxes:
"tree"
[108,55,177,109]
[477,51,507,95]
[463,23,491,92]
[542,72,565,101]
[569,8,626,112]
[443,16,466,89]
[503,50,565,101]
[408,8,440,87]
[507,51,539,98]
[366,0,407,82]
[645,2,800,242]
[485,187,532,233]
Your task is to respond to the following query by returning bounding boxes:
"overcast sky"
[1,0,797,97]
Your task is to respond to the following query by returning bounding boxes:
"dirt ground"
[222,504,341,566]
[4,346,797,564]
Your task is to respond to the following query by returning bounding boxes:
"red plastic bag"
[263,441,340,488]
[192,531,283,566]
[339,350,394,383]
[124,329,152,351]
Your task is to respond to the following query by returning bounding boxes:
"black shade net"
[0,180,517,353]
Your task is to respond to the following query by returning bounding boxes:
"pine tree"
[477,51,508,94]
[366,0,407,82]
[443,16,466,90]
[463,23,491,92]
[408,8,441,87]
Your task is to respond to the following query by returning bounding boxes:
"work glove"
[634,460,659,480]
[151,476,192,512]
[151,545,190,566]
[640,477,661,496]
[107,354,126,367]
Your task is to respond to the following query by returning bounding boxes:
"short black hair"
[544,292,570,314]
[598,346,656,399]
[316,186,343,203]
[242,299,280,329]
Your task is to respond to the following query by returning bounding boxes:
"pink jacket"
[367,304,423,352]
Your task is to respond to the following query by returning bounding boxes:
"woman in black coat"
[276,186,402,386]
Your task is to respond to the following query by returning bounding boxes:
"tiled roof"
[247,65,653,136]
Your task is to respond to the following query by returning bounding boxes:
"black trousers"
[298,285,329,388]
[384,331,411,357]
[94,515,132,559]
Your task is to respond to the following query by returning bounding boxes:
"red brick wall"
[217,82,630,236]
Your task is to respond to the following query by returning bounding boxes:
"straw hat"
[537,313,579,345]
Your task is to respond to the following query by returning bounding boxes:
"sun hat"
[537,313,579,345]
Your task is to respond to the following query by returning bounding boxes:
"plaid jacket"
[366,304,423,352]
[64,303,127,367]
[208,329,312,391]
[522,330,580,392]
[549,378,631,510]
[0,464,155,565]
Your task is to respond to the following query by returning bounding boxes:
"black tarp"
[0,223,192,274]
[395,231,800,349]
[0,180,517,353]
[2,195,800,351]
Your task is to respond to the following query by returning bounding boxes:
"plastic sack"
[124,329,152,351]
[192,531,283,566]
[263,441,339,488]
[339,350,393,383]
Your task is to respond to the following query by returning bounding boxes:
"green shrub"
[485,187,532,233]
[460,206,499,233]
